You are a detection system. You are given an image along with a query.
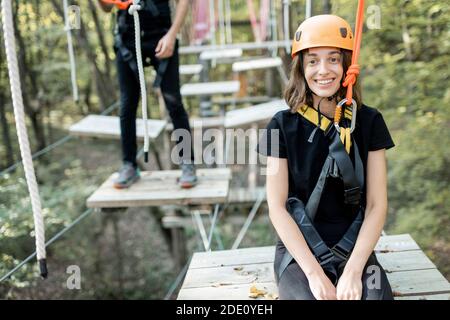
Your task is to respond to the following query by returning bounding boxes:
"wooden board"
[69,115,167,140]
[178,234,450,300]
[179,40,289,55]
[181,81,240,97]
[87,168,231,208]
[232,57,282,72]
[199,48,243,60]
[179,64,203,75]
[224,99,288,128]
[165,117,224,131]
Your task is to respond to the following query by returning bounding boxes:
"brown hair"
[283,49,362,113]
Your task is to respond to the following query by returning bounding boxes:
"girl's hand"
[307,271,337,300]
[336,269,363,300]
[155,32,176,59]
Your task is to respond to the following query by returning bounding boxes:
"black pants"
[116,37,193,167]
[274,243,394,300]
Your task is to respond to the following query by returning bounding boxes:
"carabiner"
[334,98,357,133]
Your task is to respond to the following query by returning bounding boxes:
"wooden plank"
[189,246,275,269]
[69,115,166,140]
[181,81,240,97]
[388,269,450,296]
[178,281,278,300]
[87,168,231,208]
[396,293,450,300]
[182,262,274,289]
[224,99,288,128]
[232,57,282,72]
[374,234,420,252]
[165,117,224,131]
[179,64,203,75]
[179,40,290,55]
[200,48,243,60]
[375,250,437,273]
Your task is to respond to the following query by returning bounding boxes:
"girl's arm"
[344,149,389,276]
[266,157,336,299]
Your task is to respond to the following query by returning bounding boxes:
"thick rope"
[335,0,365,122]
[63,0,78,102]
[342,0,365,105]
[1,0,47,278]
[129,1,150,162]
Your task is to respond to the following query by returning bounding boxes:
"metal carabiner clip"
[334,98,357,133]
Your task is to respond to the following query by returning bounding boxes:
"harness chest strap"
[298,105,353,153]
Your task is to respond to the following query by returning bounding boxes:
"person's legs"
[116,48,140,167]
[114,48,141,188]
[274,244,316,300]
[360,253,394,300]
[148,39,193,163]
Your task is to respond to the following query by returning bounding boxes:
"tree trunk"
[12,0,47,151]
[50,0,116,110]
[87,0,113,80]
[323,0,332,14]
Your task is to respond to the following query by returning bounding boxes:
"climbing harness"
[278,106,365,284]
[1,0,47,278]
[280,1,366,284]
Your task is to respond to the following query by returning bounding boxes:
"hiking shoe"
[178,162,197,189]
[113,162,140,189]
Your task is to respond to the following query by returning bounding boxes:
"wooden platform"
[200,48,243,60]
[181,81,240,97]
[179,64,203,75]
[177,234,450,300]
[87,168,231,208]
[224,99,288,128]
[232,57,283,72]
[69,115,167,140]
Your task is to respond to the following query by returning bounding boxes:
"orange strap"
[100,0,133,10]
[342,0,365,105]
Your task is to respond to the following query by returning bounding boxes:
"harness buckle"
[344,186,361,205]
[331,244,350,261]
[317,250,334,266]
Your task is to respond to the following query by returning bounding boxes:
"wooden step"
[69,115,166,140]
[87,168,231,208]
[232,57,282,72]
[181,81,240,97]
[224,99,288,128]
[177,234,450,300]
[179,64,203,75]
[200,48,243,60]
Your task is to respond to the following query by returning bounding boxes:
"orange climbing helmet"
[291,15,354,57]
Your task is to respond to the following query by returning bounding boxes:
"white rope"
[63,0,78,102]
[129,1,149,160]
[1,0,47,277]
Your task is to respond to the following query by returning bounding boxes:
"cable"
[0,101,119,178]
[0,208,94,282]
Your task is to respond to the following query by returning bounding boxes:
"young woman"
[258,15,395,300]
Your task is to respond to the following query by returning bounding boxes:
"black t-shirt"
[117,0,171,41]
[257,104,395,247]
